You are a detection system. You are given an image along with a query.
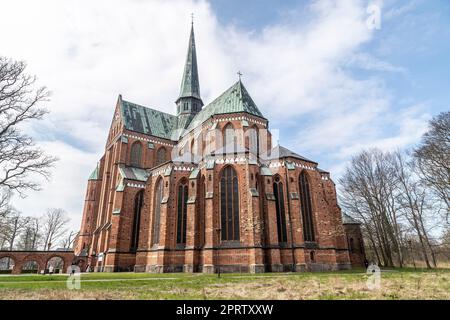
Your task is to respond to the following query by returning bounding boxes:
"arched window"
[273,176,288,243]
[359,238,364,254]
[223,123,236,154]
[130,190,144,251]
[299,171,315,242]
[176,179,188,244]
[198,175,206,247]
[190,139,196,161]
[249,125,259,156]
[156,147,167,166]
[151,178,163,246]
[220,166,240,241]
[130,142,142,167]
[349,237,355,253]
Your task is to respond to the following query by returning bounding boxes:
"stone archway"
[0,251,76,274]
[46,256,65,274]
[0,256,15,274]
[21,260,40,274]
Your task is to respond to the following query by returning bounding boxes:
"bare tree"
[42,208,69,250]
[394,151,437,268]
[0,57,57,197]
[17,216,41,250]
[339,149,405,267]
[60,230,78,250]
[413,111,450,220]
[0,208,11,249]
[2,211,29,250]
[438,227,450,261]
[0,189,12,218]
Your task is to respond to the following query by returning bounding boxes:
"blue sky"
[0,0,449,231]
[213,0,450,170]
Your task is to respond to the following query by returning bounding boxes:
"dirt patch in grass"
[0,270,448,300]
[201,273,450,300]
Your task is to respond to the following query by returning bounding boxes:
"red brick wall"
[78,114,359,272]
[343,224,366,267]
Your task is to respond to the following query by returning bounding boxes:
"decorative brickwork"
[74,24,365,273]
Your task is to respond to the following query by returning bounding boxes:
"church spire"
[176,20,203,129]
[177,22,202,104]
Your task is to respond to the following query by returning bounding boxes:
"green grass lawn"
[0,268,449,300]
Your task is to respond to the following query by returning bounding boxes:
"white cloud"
[0,0,429,230]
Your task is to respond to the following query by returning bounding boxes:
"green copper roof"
[120,98,177,140]
[260,166,272,176]
[177,113,196,131]
[342,213,361,225]
[183,80,265,134]
[118,164,149,182]
[263,145,317,164]
[286,161,296,170]
[88,165,99,180]
[116,182,125,192]
[189,168,200,179]
[177,24,202,102]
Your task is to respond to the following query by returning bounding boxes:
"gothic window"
[223,123,236,154]
[349,237,355,253]
[198,175,206,247]
[299,171,315,242]
[130,142,142,167]
[130,190,144,251]
[273,176,288,243]
[249,125,259,156]
[184,102,189,111]
[190,139,195,158]
[151,178,163,246]
[156,147,167,166]
[176,179,188,244]
[220,166,240,241]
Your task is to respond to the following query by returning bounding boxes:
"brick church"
[74,23,365,273]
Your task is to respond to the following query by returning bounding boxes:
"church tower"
[176,22,203,130]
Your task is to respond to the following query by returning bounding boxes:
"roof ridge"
[121,99,177,119]
[178,80,265,137]
[342,213,361,225]
[204,81,240,110]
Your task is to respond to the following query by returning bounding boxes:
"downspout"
[284,160,297,272]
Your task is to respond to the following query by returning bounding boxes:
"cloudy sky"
[1,0,449,231]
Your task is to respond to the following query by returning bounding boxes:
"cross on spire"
[237,71,243,81]
[191,13,194,25]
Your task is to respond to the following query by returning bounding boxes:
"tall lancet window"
[198,175,206,247]
[220,166,240,241]
[248,125,259,156]
[151,178,163,246]
[130,190,144,251]
[223,123,236,154]
[130,142,142,167]
[176,179,188,244]
[156,147,167,166]
[273,176,288,243]
[299,171,315,242]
